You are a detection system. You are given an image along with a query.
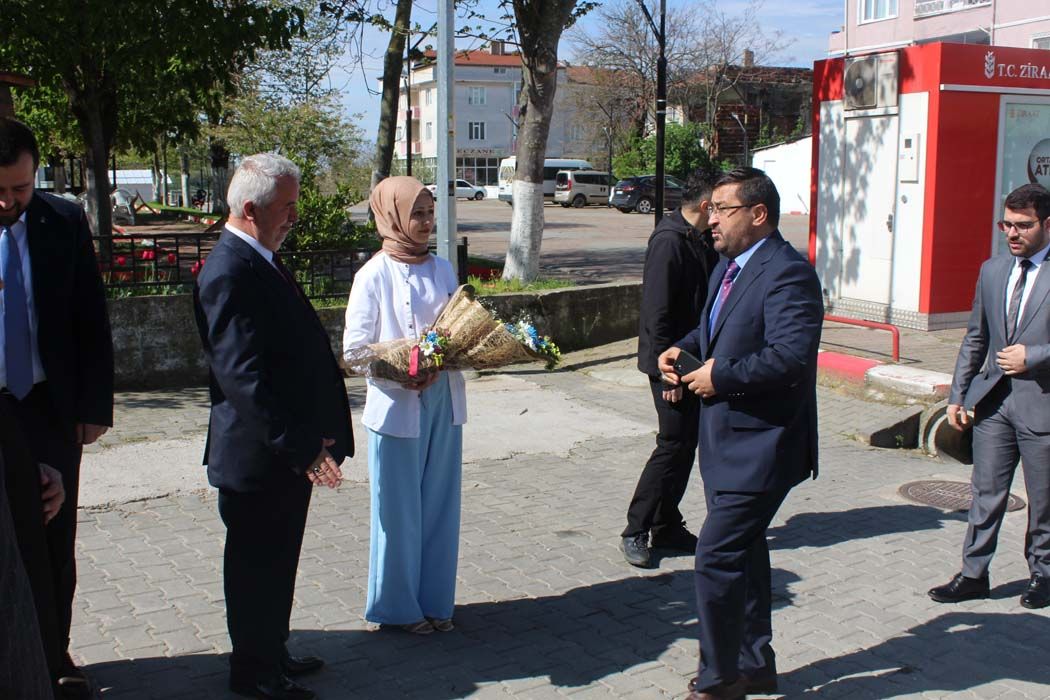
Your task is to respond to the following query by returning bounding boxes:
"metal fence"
[95,232,469,300]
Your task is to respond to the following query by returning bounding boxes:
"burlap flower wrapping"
[344,285,551,382]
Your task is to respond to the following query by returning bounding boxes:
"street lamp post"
[635,0,667,226]
[404,23,436,177]
[730,112,749,167]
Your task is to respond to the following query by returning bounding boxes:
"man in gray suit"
[930,183,1050,610]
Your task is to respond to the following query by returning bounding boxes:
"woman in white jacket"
[343,176,467,634]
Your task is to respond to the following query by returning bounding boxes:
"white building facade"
[393,44,592,188]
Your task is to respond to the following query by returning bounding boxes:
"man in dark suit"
[0,117,113,698]
[194,153,354,700]
[659,168,823,699]
[0,407,56,700]
[622,167,720,568]
[929,183,1050,610]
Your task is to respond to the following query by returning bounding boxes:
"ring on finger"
[311,465,323,475]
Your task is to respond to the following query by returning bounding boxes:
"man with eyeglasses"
[930,183,1050,611]
[658,168,823,699]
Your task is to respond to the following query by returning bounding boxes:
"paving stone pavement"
[68,347,1050,699]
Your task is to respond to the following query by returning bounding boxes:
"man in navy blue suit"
[659,168,823,699]
[194,154,354,700]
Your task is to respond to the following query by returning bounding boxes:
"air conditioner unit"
[844,52,899,111]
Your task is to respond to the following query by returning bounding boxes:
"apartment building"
[393,42,590,187]
[828,0,1050,55]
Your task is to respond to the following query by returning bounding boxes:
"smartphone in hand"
[673,349,703,377]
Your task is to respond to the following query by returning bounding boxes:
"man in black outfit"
[0,117,113,698]
[622,168,720,568]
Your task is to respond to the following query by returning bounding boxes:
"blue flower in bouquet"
[504,318,561,369]
[416,328,451,367]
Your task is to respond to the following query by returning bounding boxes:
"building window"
[468,86,487,105]
[494,67,507,74]
[425,89,433,106]
[425,122,433,140]
[457,157,501,186]
[468,122,486,140]
[396,126,404,141]
[570,124,585,141]
[858,0,897,22]
[1034,35,1050,50]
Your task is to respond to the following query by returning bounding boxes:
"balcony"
[914,0,991,19]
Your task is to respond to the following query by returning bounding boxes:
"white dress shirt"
[0,211,47,390]
[343,252,467,438]
[1004,241,1050,327]
[227,224,278,269]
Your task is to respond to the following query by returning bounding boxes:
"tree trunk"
[209,138,230,215]
[51,156,67,194]
[502,0,577,282]
[181,152,190,208]
[152,146,162,202]
[370,0,413,194]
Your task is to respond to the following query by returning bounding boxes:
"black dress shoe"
[685,674,749,700]
[231,673,315,700]
[621,533,652,568]
[928,572,990,603]
[689,673,776,695]
[650,525,698,553]
[56,654,93,699]
[1021,573,1050,609]
[282,654,324,676]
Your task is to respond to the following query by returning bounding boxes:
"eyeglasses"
[710,203,752,216]
[998,219,1044,233]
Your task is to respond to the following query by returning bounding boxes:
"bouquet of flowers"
[344,285,561,382]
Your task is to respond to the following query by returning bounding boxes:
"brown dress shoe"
[686,674,749,700]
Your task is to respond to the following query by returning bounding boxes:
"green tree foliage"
[2,0,304,237]
[612,122,713,180]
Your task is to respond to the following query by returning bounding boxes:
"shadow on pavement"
[780,611,1050,697]
[85,569,798,698]
[768,505,966,551]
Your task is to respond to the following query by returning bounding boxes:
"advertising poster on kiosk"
[997,98,1050,255]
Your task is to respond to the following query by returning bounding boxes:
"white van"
[553,170,611,208]
[497,157,594,204]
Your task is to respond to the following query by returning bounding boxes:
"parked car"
[554,170,612,208]
[609,175,685,214]
[426,179,486,200]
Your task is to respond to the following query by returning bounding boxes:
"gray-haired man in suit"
[930,183,1050,610]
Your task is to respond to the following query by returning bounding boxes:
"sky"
[327,0,845,137]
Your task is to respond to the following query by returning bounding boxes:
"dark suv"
[609,175,685,214]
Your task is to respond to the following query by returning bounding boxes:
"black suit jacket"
[637,208,719,377]
[25,193,114,429]
[193,231,354,492]
[678,231,823,492]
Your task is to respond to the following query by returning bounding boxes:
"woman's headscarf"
[369,176,433,264]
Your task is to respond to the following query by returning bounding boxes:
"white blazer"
[343,252,467,438]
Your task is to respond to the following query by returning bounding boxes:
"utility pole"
[635,0,667,225]
[436,0,457,273]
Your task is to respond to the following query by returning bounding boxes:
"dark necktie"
[708,260,740,335]
[1006,259,1032,343]
[1,225,33,399]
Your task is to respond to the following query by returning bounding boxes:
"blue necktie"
[1,225,33,399]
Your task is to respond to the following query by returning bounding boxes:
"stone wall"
[108,282,642,389]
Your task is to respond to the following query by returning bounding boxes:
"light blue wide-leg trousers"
[365,373,463,624]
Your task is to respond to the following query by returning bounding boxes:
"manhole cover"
[898,480,1026,512]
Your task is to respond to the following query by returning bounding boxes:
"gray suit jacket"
[950,253,1050,431]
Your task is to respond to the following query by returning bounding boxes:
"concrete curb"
[817,351,953,400]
